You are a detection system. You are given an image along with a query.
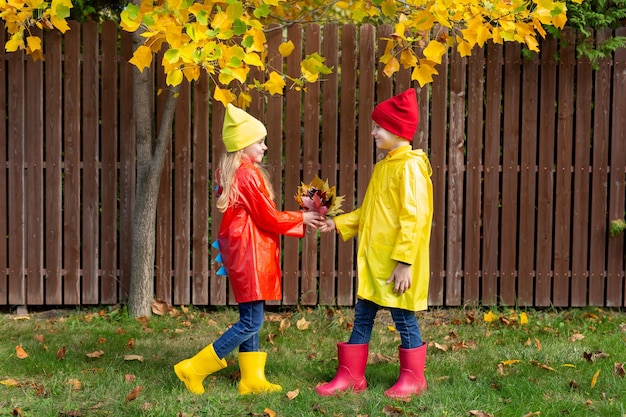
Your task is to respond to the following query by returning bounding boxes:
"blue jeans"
[348,298,423,348]
[213,301,265,359]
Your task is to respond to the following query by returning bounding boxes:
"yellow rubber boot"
[237,352,283,395]
[174,344,227,395]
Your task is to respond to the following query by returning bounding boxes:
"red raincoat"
[217,157,305,303]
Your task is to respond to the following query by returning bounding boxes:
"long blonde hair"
[216,151,275,213]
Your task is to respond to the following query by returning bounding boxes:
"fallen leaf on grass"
[434,342,448,352]
[296,317,310,330]
[151,299,173,316]
[529,360,555,371]
[124,354,145,362]
[57,346,67,360]
[127,338,135,349]
[34,334,45,343]
[568,332,584,342]
[368,352,394,364]
[66,378,82,391]
[13,407,24,417]
[125,374,136,383]
[382,404,416,415]
[583,351,609,363]
[264,408,277,417]
[388,325,397,332]
[590,369,600,388]
[11,315,30,321]
[125,385,143,402]
[16,345,29,359]
[614,362,625,377]
[469,411,493,417]
[484,311,498,323]
[0,378,20,387]
[85,350,105,359]
[98,337,106,344]
[519,312,529,325]
[279,318,291,332]
[522,412,540,417]
[286,388,299,400]
[500,359,522,366]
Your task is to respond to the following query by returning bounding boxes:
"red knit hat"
[371,88,419,141]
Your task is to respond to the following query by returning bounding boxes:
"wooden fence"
[1,22,625,308]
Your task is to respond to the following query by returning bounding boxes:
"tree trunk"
[127,27,180,318]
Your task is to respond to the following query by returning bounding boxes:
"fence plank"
[82,21,100,304]
[0,23,7,304]
[554,28,576,306]
[319,24,340,305]
[8,42,25,304]
[26,28,44,305]
[301,24,321,305]
[101,21,119,304]
[358,24,376,208]
[44,30,63,305]
[336,24,358,305]
[535,36,557,307]
[446,46,465,306]
[174,81,192,305]
[428,30,448,306]
[192,73,210,305]
[63,21,81,305]
[210,99,227,305]
[464,46,484,304]
[264,24,283,306]
[119,31,136,301]
[589,29,612,306]
[482,42,502,305]
[571,33,593,307]
[518,52,539,306]
[500,43,521,306]
[283,24,303,306]
[607,27,626,307]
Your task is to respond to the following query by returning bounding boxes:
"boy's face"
[371,123,405,151]
[242,138,268,163]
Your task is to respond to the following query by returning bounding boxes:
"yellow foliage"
[2,0,570,105]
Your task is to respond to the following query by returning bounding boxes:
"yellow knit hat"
[221,104,267,152]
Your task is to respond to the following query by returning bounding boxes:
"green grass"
[1,305,625,417]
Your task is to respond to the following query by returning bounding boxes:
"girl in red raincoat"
[174,104,322,396]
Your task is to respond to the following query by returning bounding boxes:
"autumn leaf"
[0,378,20,387]
[614,362,625,377]
[434,342,448,352]
[16,345,29,359]
[519,312,529,325]
[500,359,522,366]
[483,311,498,323]
[278,318,290,332]
[125,374,137,383]
[296,317,311,330]
[66,378,82,391]
[264,71,285,96]
[264,408,277,417]
[589,369,601,388]
[286,388,299,400]
[278,41,295,57]
[469,411,493,417]
[529,360,555,372]
[125,385,143,402]
[124,354,145,362]
[34,334,45,343]
[387,325,396,332]
[568,332,584,342]
[85,350,105,359]
[57,346,67,360]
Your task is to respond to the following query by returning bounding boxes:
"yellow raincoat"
[334,145,433,311]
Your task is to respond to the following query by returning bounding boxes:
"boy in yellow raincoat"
[317,88,433,399]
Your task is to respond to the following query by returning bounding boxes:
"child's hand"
[387,263,412,295]
[302,211,325,229]
[319,218,336,233]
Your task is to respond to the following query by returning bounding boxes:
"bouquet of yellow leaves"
[295,175,344,217]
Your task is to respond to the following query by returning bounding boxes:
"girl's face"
[371,123,402,151]
[242,138,268,163]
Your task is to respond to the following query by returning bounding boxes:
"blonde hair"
[216,151,275,213]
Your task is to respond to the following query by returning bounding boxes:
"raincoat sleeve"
[391,155,433,264]
[333,208,361,241]
[237,168,305,238]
